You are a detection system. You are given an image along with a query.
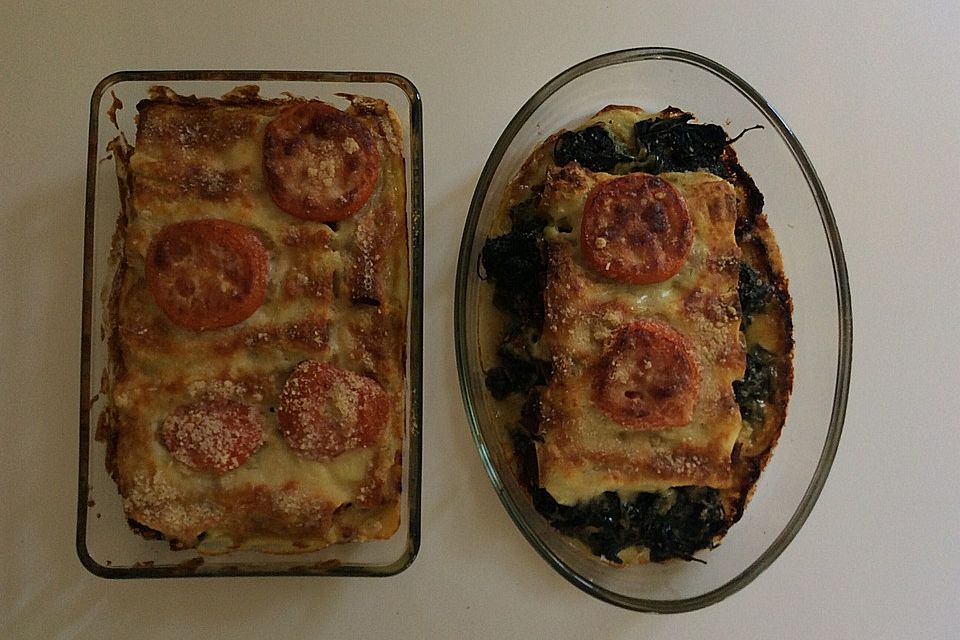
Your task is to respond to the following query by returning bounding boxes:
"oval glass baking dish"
[454,48,851,612]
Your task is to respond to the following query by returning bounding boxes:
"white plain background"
[2,2,958,638]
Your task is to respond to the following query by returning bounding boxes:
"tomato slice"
[146,219,268,331]
[277,361,389,462]
[591,320,700,429]
[160,399,264,473]
[581,173,693,284]
[263,102,380,221]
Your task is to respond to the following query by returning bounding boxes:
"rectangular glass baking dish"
[79,70,423,578]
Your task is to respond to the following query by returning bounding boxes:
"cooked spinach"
[480,199,546,328]
[553,125,633,172]
[532,486,727,563]
[484,324,550,399]
[634,114,729,176]
[507,192,544,231]
[484,366,526,400]
[640,488,727,562]
[481,195,549,398]
[734,346,776,424]
[512,411,542,491]
[553,115,746,179]
[739,261,773,325]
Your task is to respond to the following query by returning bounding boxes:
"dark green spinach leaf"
[734,346,776,424]
[634,115,729,176]
[553,125,632,172]
[739,261,773,325]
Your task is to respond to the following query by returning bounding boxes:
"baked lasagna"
[480,106,793,563]
[99,86,409,553]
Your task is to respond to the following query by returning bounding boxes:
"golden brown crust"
[535,169,746,502]
[101,87,408,552]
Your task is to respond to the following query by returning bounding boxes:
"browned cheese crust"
[100,86,408,552]
[535,166,747,502]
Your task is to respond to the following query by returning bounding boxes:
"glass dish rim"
[78,69,424,579]
[454,47,852,612]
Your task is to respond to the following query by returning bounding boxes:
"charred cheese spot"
[349,205,402,306]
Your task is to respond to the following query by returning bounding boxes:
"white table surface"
[2,2,958,638]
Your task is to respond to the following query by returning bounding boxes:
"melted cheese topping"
[106,91,408,551]
[537,167,745,503]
